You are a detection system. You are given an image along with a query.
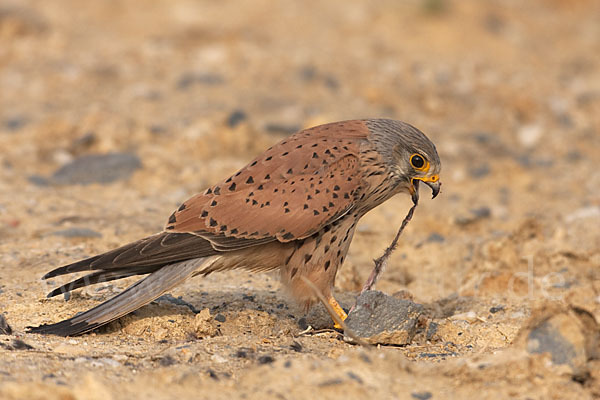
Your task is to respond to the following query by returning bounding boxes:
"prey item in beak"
[411,174,441,201]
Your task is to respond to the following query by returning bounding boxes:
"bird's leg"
[327,295,347,329]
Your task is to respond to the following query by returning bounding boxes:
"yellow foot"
[327,296,348,330]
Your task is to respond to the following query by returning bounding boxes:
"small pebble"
[207,369,219,380]
[226,110,247,128]
[426,233,445,243]
[159,356,176,367]
[411,391,433,400]
[290,341,302,352]
[346,371,363,384]
[214,313,226,323]
[258,355,274,364]
[3,116,29,132]
[489,305,505,314]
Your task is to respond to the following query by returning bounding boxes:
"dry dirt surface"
[1,0,600,399]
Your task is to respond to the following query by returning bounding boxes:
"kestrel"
[28,119,441,336]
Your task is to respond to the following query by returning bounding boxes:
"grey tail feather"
[27,257,209,336]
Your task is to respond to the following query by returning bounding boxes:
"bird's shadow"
[80,288,354,335]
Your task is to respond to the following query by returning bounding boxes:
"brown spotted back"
[166,120,370,242]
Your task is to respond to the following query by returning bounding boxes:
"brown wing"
[166,120,370,242]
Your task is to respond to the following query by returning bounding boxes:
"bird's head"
[365,119,442,203]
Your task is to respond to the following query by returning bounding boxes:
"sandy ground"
[1,0,600,398]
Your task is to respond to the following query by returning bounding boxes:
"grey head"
[364,119,442,201]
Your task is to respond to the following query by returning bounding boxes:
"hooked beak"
[410,174,441,203]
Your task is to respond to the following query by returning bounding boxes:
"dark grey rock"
[3,116,28,132]
[159,355,176,367]
[527,320,578,366]
[51,227,102,238]
[489,305,505,314]
[226,110,247,128]
[0,314,12,335]
[426,233,445,243]
[344,290,424,345]
[257,355,274,364]
[524,309,598,371]
[411,391,433,400]
[264,123,301,136]
[148,125,167,135]
[214,313,226,323]
[471,206,491,219]
[50,152,142,185]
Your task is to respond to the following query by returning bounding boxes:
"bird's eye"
[410,154,427,170]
